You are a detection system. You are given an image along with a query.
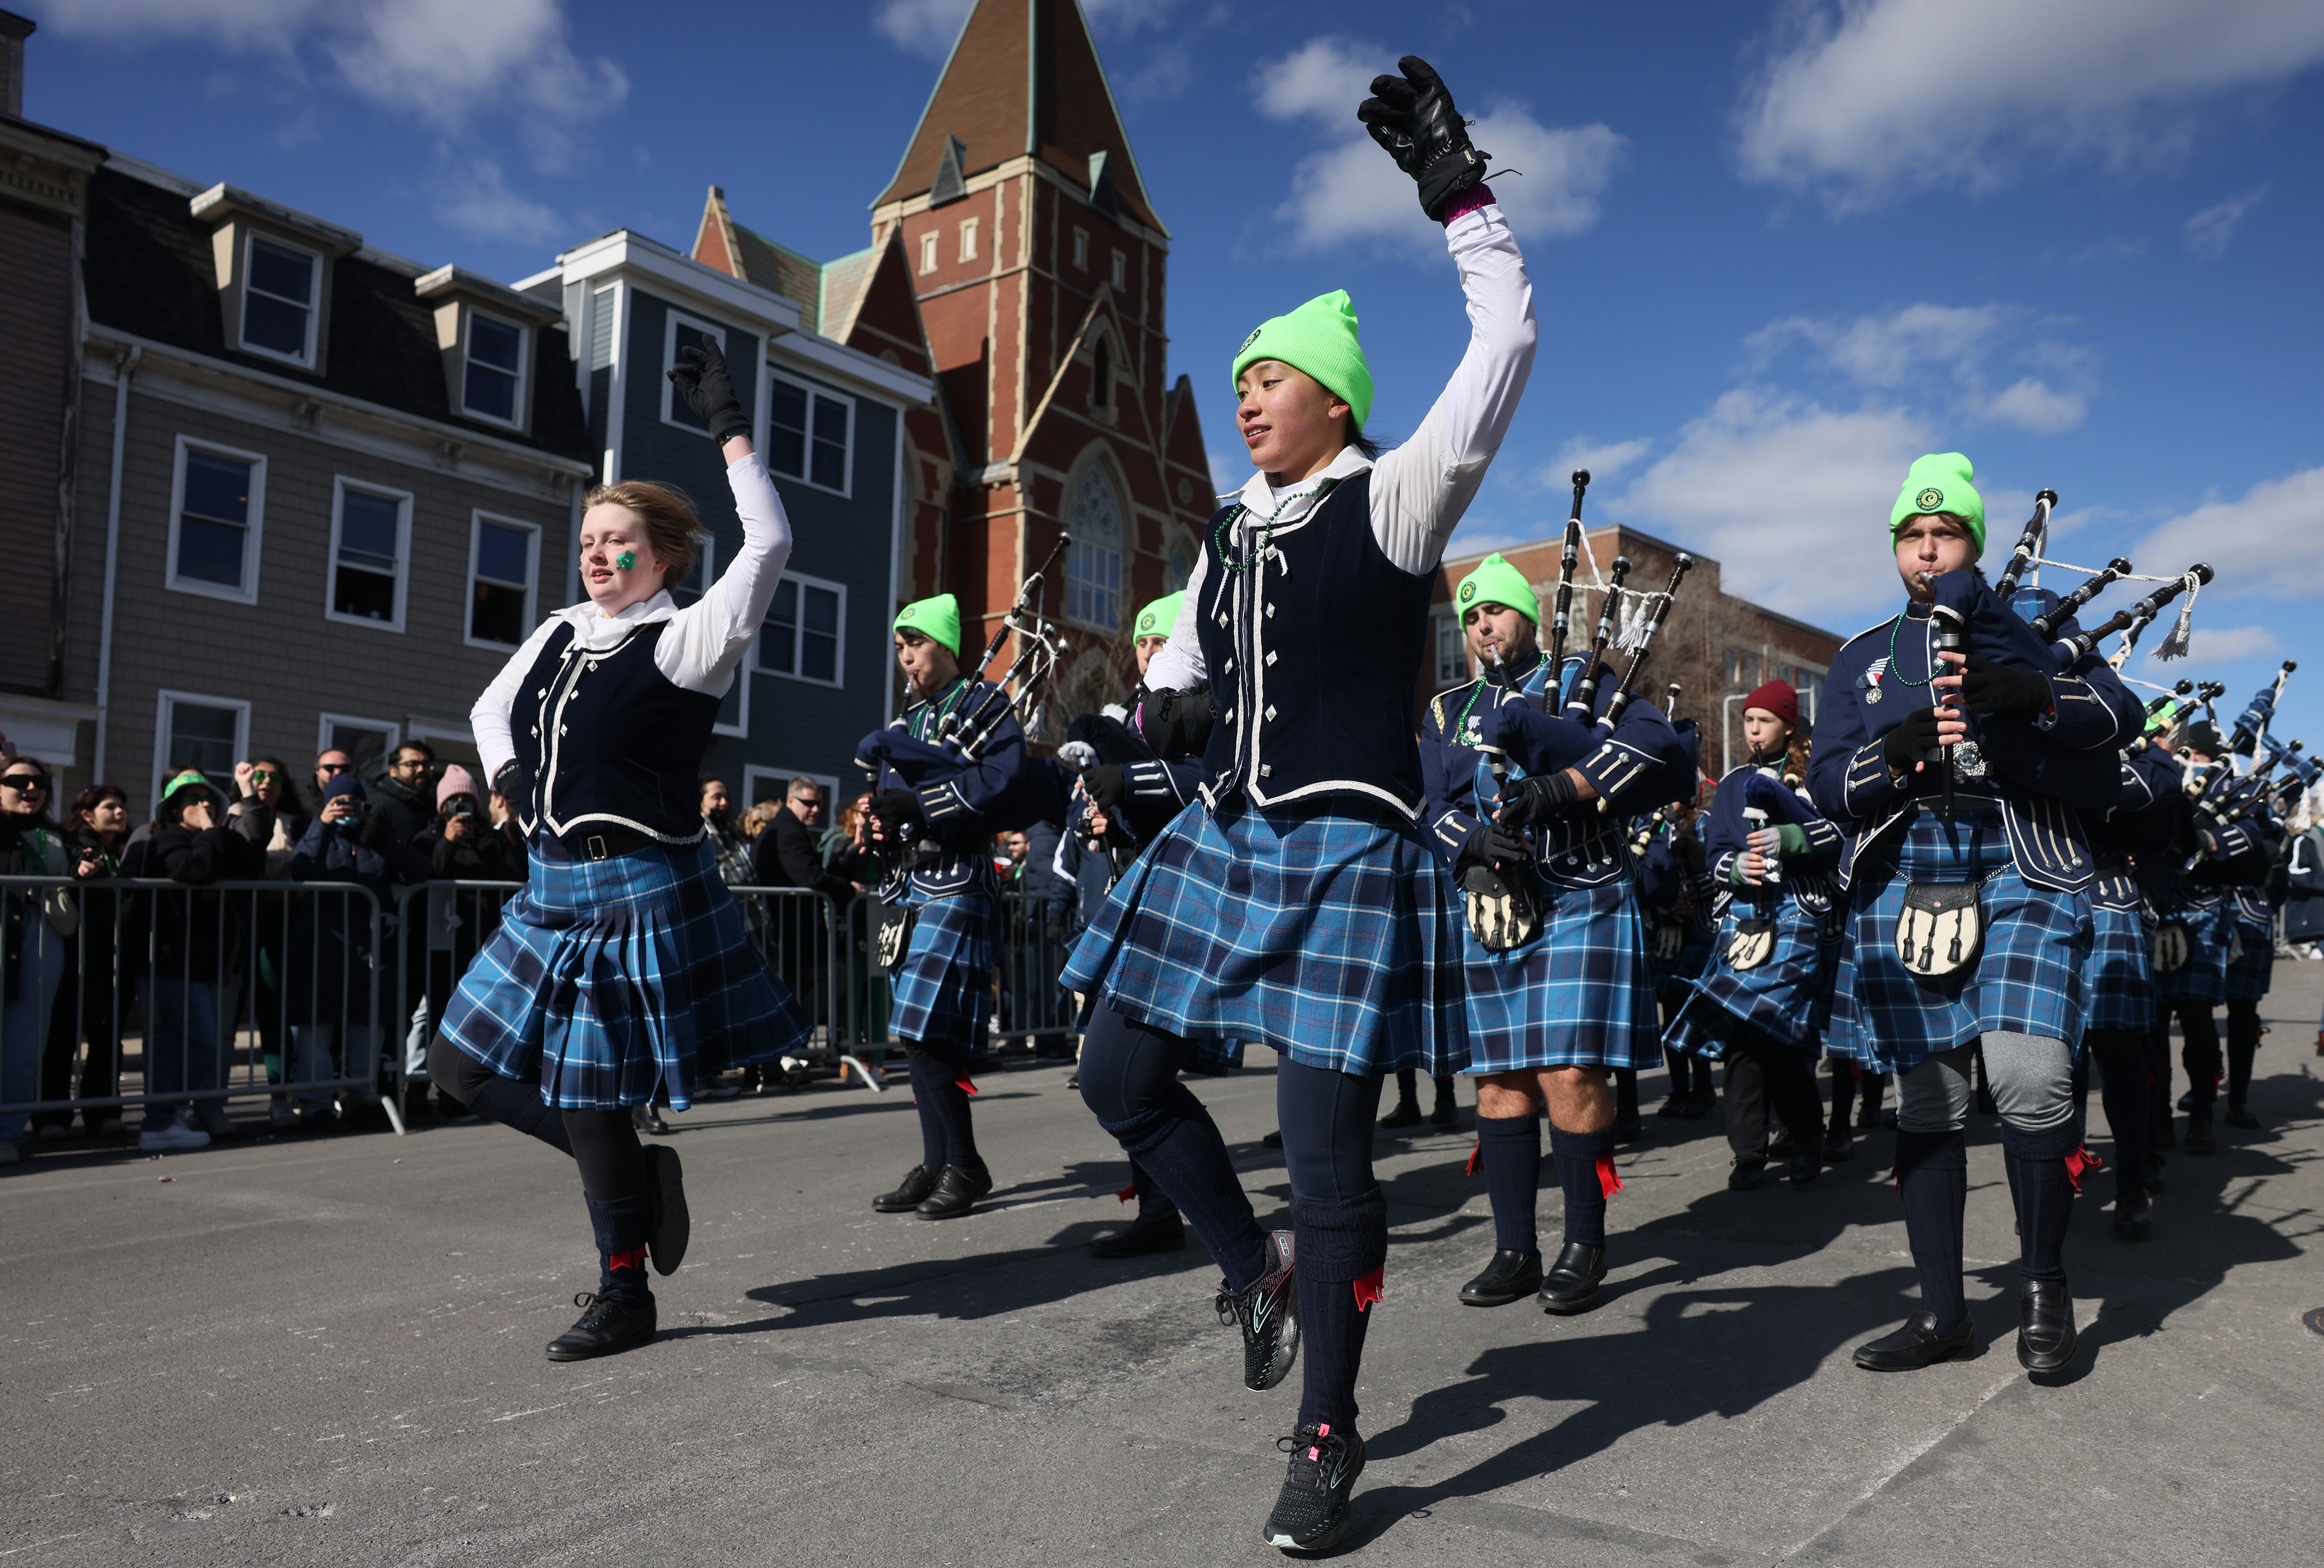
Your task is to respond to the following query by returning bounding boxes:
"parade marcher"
[431,335,810,1362]
[1666,680,1843,1190]
[1418,551,1689,1315]
[1812,454,2143,1377]
[1637,795,1717,1120]
[856,591,1065,1221]
[1063,57,1533,1550]
[2151,721,2239,1156]
[2211,781,2286,1134]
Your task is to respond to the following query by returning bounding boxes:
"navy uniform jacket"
[2185,763,2286,924]
[2090,745,2197,910]
[1807,571,2144,893]
[856,676,1068,901]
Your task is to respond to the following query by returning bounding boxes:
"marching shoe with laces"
[1089,1208,1185,1258]
[2017,1279,2080,1373]
[2111,1185,2152,1240]
[545,1287,656,1361]
[914,1161,993,1220]
[645,1143,688,1275]
[1216,1230,1300,1391]
[1378,1099,1422,1131]
[873,1164,938,1213]
[1263,1423,1365,1553]
[1727,1157,1766,1192]
[1457,1247,1542,1307]
[2184,1112,2215,1156]
[1537,1242,1606,1315]
[1430,1089,1462,1131]
[1824,1126,1855,1162]
[1853,1310,1975,1371]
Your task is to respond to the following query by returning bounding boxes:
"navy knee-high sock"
[906,1049,979,1168]
[2090,1033,2150,1203]
[1391,1067,1418,1111]
[1292,1190,1386,1433]
[1125,1155,1179,1218]
[1548,1125,1615,1247]
[1894,1129,1967,1330]
[2000,1121,2078,1284]
[903,1052,945,1170]
[1828,1061,1858,1135]
[1106,1082,1267,1289]
[583,1192,654,1301]
[1476,1112,1541,1253]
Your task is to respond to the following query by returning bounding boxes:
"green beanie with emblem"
[1888,452,1986,554]
[893,593,962,657]
[1454,552,1539,625]
[1133,591,1183,640]
[1231,289,1375,429]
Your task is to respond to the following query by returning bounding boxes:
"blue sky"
[20,0,2324,748]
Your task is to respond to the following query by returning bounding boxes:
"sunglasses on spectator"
[251,769,278,783]
[1,774,46,792]
[318,762,353,776]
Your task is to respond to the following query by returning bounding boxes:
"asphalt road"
[5,965,2322,1567]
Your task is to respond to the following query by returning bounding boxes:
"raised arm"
[654,447,795,694]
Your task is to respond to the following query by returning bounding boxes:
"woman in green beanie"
[1062,55,1535,1552]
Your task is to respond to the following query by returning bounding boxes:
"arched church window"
[1066,465,1125,630]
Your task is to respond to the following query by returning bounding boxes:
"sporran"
[1896,881,1983,980]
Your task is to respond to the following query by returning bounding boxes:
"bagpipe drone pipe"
[2230,661,2296,757]
[853,724,1073,833]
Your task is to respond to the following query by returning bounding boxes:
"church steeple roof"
[871,0,1164,234]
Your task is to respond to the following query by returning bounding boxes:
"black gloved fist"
[1081,763,1127,813]
[866,788,926,845]
[1961,656,2052,717]
[1356,56,1490,220]
[1497,769,1581,828]
[1881,705,1946,776]
[1141,683,1216,762]
[490,758,528,806]
[666,332,751,445]
[1043,917,1071,945]
[356,810,392,851]
[1459,821,1530,869]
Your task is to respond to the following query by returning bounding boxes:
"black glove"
[1961,656,2052,717]
[1357,56,1490,220]
[1081,763,1127,813]
[1497,770,1581,828]
[1142,684,1216,762]
[1881,705,1946,776]
[356,810,392,851]
[1043,917,1071,945]
[490,758,528,806]
[866,788,926,845]
[666,332,751,445]
[1458,821,1530,869]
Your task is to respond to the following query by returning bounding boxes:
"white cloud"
[1257,38,1624,257]
[42,0,321,46]
[873,0,974,55]
[1751,303,2093,433]
[2185,189,2266,259]
[2146,624,2279,663]
[1547,437,1652,489]
[2132,465,2324,601]
[435,158,564,245]
[1735,0,2324,208]
[1978,378,2086,434]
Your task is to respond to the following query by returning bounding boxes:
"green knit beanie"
[1231,289,1375,428]
[162,768,220,804]
[1133,591,1183,640]
[893,593,962,657]
[1453,552,1539,624]
[1888,452,1986,554]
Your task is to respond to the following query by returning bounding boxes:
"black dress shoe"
[1430,1096,1462,1131]
[1612,1112,1642,1144]
[1655,1095,1688,1119]
[645,1143,688,1275]
[1853,1310,1975,1370]
[1090,1208,1185,1258]
[2176,1089,2194,1113]
[1679,1093,1715,1121]
[2184,1113,2215,1155]
[1538,1242,1606,1315]
[1728,1158,1766,1192]
[873,1164,938,1213]
[2111,1187,2151,1241]
[1787,1142,1823,1186]
[916,1161,994,1220]
[1458,1247,1543,1307]
[1379,1101,1422,1130]
[2223,1106,2261,1129]
[1824,1127,1855,1161]
[2017,1278,2079,1372]
[546,1290,656,1361]
[1261,1129,1284,1149]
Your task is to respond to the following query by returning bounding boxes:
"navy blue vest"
[1195,472,1433,817]
[512,618,723,845]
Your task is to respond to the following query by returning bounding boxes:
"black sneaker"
[1216,1230,1300,1391]
[546,1289,656,1361]
[1263,1423,1365,1553]
[874,1164,938,1212]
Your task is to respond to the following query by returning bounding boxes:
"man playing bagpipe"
[1417,549,1697,1314]
[857,592,1068,1221]
[1810,453,2143,1377]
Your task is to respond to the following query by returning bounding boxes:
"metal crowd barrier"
[0,874,386,1133]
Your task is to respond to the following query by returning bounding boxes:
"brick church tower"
[868,0,1216,717]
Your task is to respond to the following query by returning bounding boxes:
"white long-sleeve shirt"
[472,453,794,780]
[1143,200,1536,694]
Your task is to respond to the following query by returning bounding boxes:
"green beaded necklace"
[912,676,973,742]
[1455,651,1547,737]
[1883,607,1938,690]
[1212,476,1344,575]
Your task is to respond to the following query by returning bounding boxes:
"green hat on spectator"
[162,769,220,805]
[893,593,962,657]
[1888,452,1986,554]
[1231,289,1375,428]
[1134,591,1184,639]
[1454,552,1539,624]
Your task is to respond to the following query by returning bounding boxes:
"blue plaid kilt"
[1824,808,2088,1074]
[2154,896,2228,1007]
[1665,888,1841,1059]
[442,836,808,1111]
[2085,873,2154,1034]
[888,891,998,1046]
[1647,920,1715,1008]
[2222,910,2275,1002]
[1458,877,1658,1073]
[1063,799,1468,1077]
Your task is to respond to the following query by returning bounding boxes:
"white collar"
[1229,444,1375,515]
[559,590,677,630]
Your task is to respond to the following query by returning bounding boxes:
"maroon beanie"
[1742,679,1799,731]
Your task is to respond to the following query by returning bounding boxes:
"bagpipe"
[1921,566,2121,808]
[2230,661,2295,757]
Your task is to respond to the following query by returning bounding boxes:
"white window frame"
[465,509,541,651]
[315,711,401,783]
[919,231,938,274]
[763,369,855,497]
[660,310,729,434]
[959,216,979,263]
[1071,228,1088,269]
[744,765,841,814]
[756,569,849,691]
[238,228,321,368]
[460,307,529,430]
[322,476,412,634]
[1434,608,1468,686]
[166,434,267,605]
[153,689,251,813]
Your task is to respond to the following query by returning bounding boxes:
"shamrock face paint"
[615,550,637,572]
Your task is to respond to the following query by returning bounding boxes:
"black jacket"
[370,773,435,849]
[751,808,852,902]
[120,813,268,981]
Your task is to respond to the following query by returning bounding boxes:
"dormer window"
[462,310,527,426]
[242,232,321,365]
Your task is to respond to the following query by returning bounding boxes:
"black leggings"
[427,1035,646,1201]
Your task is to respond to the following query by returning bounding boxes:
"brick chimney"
[0,10,33,120]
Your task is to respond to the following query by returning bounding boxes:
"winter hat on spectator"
[894,593,963,657]
[1455,552,1540,625]
[436,765,480,808]
[321,772,367,806]
[1742,679,1799,731]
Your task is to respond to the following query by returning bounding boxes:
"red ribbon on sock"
[955,1077,978,1095]
[1464,1141,1482,1177]
[1114,1182,1138,1203]
[1597,1156,1624,1198]
[1351,1266,1383,1311]
[608,1246,647,1273]
[2063,1144,2104,1192]
[1891,1161,1902,1197]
